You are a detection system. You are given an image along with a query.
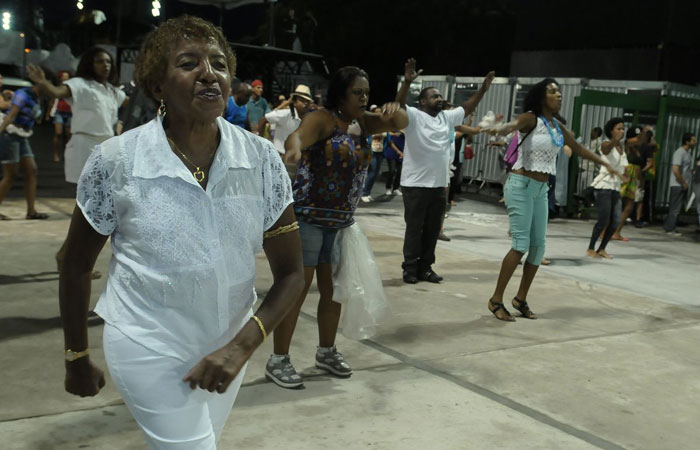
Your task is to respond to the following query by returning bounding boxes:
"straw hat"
[291,84,313,102]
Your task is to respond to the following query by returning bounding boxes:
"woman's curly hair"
[134,15,236,100]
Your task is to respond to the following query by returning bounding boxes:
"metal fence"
[396,76,700,208]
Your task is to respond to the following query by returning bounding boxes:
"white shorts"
[64,133,110,183]
[103,324,246,450]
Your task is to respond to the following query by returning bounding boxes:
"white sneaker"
[393,189,402,196]
[361,195,373,203]
[385,189,393,196]
[666,230,682,236]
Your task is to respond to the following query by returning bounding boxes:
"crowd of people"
[1,13,700,449]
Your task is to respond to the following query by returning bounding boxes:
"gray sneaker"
[265,355,304,388]
[315,347,353,377]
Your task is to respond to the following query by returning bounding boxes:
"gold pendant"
[193,168,205,183]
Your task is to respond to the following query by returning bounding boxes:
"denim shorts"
[298,220,339,267]
[53,111,72,127]
[0,134,33,164]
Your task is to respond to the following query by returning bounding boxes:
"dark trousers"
[401,186,446,275]
[448,162,463,202]
[588,189,621,251]
[362,152,384,196]
[664,186,686,231]
[385,159,402,190]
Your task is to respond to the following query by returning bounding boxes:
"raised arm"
[562,126,621,177]
[395,58,423,108]
[363,102,409,135]
[455,124,481,136]
[283,110,333,164]
[462,71,495,116]
[484,112,537,136]
[26,64,71,99]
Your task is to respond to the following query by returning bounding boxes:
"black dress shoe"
[418,269,442,283]
[403,273,419,284]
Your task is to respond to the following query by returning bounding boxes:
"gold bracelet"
[251,315,267,341]
[263,221,299,239]
[65,348,90,362]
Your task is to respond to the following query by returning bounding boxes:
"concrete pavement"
[1,192,699,450]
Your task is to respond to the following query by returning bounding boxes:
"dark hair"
[76,46,119,85]
[604,117,624,139]
[592,126,603,138]
[523,78,559,116]
[682,132,695,145]
[418,86,437,101]
[325,66,368,111]
[135,15,236,101]
[626,126,641,140]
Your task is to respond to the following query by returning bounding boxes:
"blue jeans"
[362,152,384,196]
[504,174,549,266]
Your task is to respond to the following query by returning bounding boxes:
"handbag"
[503,128,532,170]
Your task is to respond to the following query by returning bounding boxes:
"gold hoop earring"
[158,99,166,119]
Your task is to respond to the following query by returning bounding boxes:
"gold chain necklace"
[167,138,216,183]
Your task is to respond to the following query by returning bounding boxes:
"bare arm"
[462,71,495,116]
[283,110,333,164]
[599,140,614,156]
[362,102,409,135]
[395,58,423,108]
[562,126,621,177]
[59,206,109,397]
[183,206,305,393]
[485,112,537,136]
[257,116,269,136]
[672,165,688,188]
[26,64,71,99]
[0,105,20,134]
[455,125,481,136]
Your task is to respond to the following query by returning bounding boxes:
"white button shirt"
[77,117,293,361]
[64,77,126,137]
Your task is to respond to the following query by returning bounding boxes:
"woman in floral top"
[263,66,408,389]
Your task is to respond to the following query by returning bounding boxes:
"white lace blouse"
[77,116,293,361]
[512,116,563,175]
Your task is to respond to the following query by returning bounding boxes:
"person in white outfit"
[55,16,305,449]
[27,47,129,277]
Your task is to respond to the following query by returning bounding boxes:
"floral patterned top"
[292,123,371,228]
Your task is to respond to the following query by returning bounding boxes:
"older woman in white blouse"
[56,16,304,449]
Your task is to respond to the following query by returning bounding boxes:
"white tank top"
[591,141,627,190]
[512,117,562,174]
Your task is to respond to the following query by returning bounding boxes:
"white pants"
[103,324,245,450]
[64,133,110,183]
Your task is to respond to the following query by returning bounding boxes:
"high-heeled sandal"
[512,297,537,319]
[488,298,515,322]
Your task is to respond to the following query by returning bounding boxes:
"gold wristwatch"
[65,349,90,362]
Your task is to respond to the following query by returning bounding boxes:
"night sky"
[8,0,700,103]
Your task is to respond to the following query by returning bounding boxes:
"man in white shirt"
[257,84,313,156]
[396,59,494,284]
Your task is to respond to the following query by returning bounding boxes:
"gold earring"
[157,99,166,119]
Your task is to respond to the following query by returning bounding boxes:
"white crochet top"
[512,116,562,175]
